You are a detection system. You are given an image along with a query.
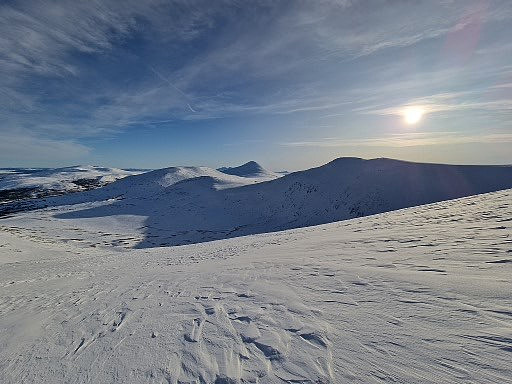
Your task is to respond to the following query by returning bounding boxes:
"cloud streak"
[0,133,90,165]
[363,91,512,120]
[282,131,512,148]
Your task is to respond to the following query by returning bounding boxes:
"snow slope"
[0,189,511,383]
[3,157,511,247]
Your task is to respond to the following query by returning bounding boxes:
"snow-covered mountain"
[1,158,511,382]
[2,157,512,247]
[218,161,280,179]
[1,187,511,383]
[0,165,145,203]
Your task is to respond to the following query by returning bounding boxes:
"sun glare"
[403,106,424,125]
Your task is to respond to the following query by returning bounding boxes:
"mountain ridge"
[3,157,510,247]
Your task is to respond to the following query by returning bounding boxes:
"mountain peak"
[241,160,260,167]
[218,161,276,178]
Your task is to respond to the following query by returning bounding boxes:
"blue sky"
[1,0,511,170]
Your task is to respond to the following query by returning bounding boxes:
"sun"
[403,106,425,125]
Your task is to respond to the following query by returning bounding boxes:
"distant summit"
[218,161,278,179]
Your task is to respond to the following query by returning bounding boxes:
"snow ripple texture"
[0,189,511,383]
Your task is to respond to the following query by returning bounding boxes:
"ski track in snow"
[0,190,511,383]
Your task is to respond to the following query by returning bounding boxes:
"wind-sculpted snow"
[3,157,511,248]
[0,189,511,383]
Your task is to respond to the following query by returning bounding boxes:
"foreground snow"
[1,189,511,383]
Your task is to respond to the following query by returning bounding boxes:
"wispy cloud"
[363,91,512,119]
[0,133,90,165]
[282,131,512,148]
[0,0,222,77]
[491,82,512,89]
[1,1,511,166]
[0,2,131,76]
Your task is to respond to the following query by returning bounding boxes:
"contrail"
[149,66,197,113]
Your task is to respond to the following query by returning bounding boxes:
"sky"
[1,0,511,171]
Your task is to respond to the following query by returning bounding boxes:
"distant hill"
[218,161,279,179]
[0,165,146,203]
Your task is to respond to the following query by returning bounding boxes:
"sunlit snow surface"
[1,189,511,383]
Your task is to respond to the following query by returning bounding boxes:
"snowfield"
[1,186,511,383]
